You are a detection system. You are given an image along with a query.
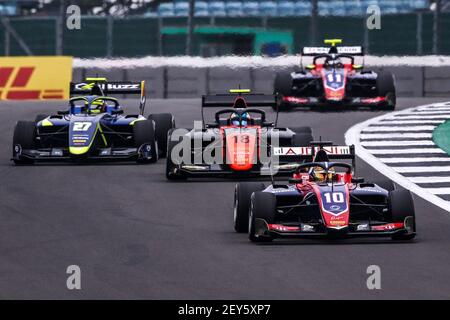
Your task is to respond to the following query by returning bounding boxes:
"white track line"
[345,102,450,212]
[394,166,450,173]
[390,115,450,119]
[362,126,436,132]
[416,106,450,112]
[380,157,450,163]
[360,133,432,139]
[376,120,444,124]
[402,111,450,115]
[427,188,450,195]
[362,140,435,147]
[369,148,445,154]
[410,176,450,183]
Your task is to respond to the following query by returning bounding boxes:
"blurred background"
[0,0,448,58]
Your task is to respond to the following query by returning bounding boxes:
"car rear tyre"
[376,71,396,110]
[274,71,293,97]
[13,121,36,165]
[249,192,276,242]
[389,189,416,240]
[134,119,158,164]
[148,113,175,158]
[234,182,266,233]
[166,128,187,180]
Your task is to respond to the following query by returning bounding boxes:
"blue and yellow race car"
[12,78,175,164]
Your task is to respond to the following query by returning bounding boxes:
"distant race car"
[166,89,314,180]
[274,39,396,110]
[12,78,175,164]
[233,141,416,242]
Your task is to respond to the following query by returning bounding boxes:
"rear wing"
[273,145,354,158]
[201,93,277,108]
[302,46,364,56]
[201,90,279,128]
[70,78,147,115]
[70,80,144,95]
[273,143,356,169]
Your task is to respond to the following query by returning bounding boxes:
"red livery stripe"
[42,95,64,99]
[11,67,34,87]
[0,67,14,87]
[7,90,41,100]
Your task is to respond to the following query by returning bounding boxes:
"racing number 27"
[324,192,344,204]
[73,122,92,131]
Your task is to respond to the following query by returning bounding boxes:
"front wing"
[12,144,155,162]
[280,96,389,109]
[252,217,415,240]
[170,162,301,178]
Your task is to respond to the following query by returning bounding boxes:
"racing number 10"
[324,192,344,204]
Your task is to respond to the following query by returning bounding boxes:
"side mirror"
[111,109,124,115]
[305,64,316,70]
[353,64,363,70]
[57,110,69,115]
[288,178,304,184]
[351,177,364,184]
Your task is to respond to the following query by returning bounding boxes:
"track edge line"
[345,103,450,213]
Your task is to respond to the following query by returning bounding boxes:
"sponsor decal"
[74,83,140,91]
[301,224,315,232]
[361,97,386,104]
[357,223,370,231]
[330,220,346,226]
[371,223,403,231]
[268,224,300,232]
[274,146,351,156]
[330,215,346,226]
[282,96,309,104]
[0,57,72,100]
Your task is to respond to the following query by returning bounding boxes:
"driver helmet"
[312,166,336,183]
[230,112,251,127]
[324,57,343,69]
[90,98,106,113]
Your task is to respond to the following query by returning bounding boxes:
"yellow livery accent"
[229,89,251,93]
[41,118,53,126]
[81,83,95,90]
[98,125,108,146]
[324,39,343,46]
[306,64,316,70]
[69,123,100,155]
[130,117,146,126]
[85,77,107,82]
[69,146,90,155]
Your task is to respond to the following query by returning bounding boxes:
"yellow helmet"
[313,167,336,182]
[90,99,106,113]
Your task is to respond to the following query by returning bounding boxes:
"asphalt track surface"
[1,97,450,299]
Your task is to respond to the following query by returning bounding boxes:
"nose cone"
[69,116,99,155]
[225,128,257,171]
